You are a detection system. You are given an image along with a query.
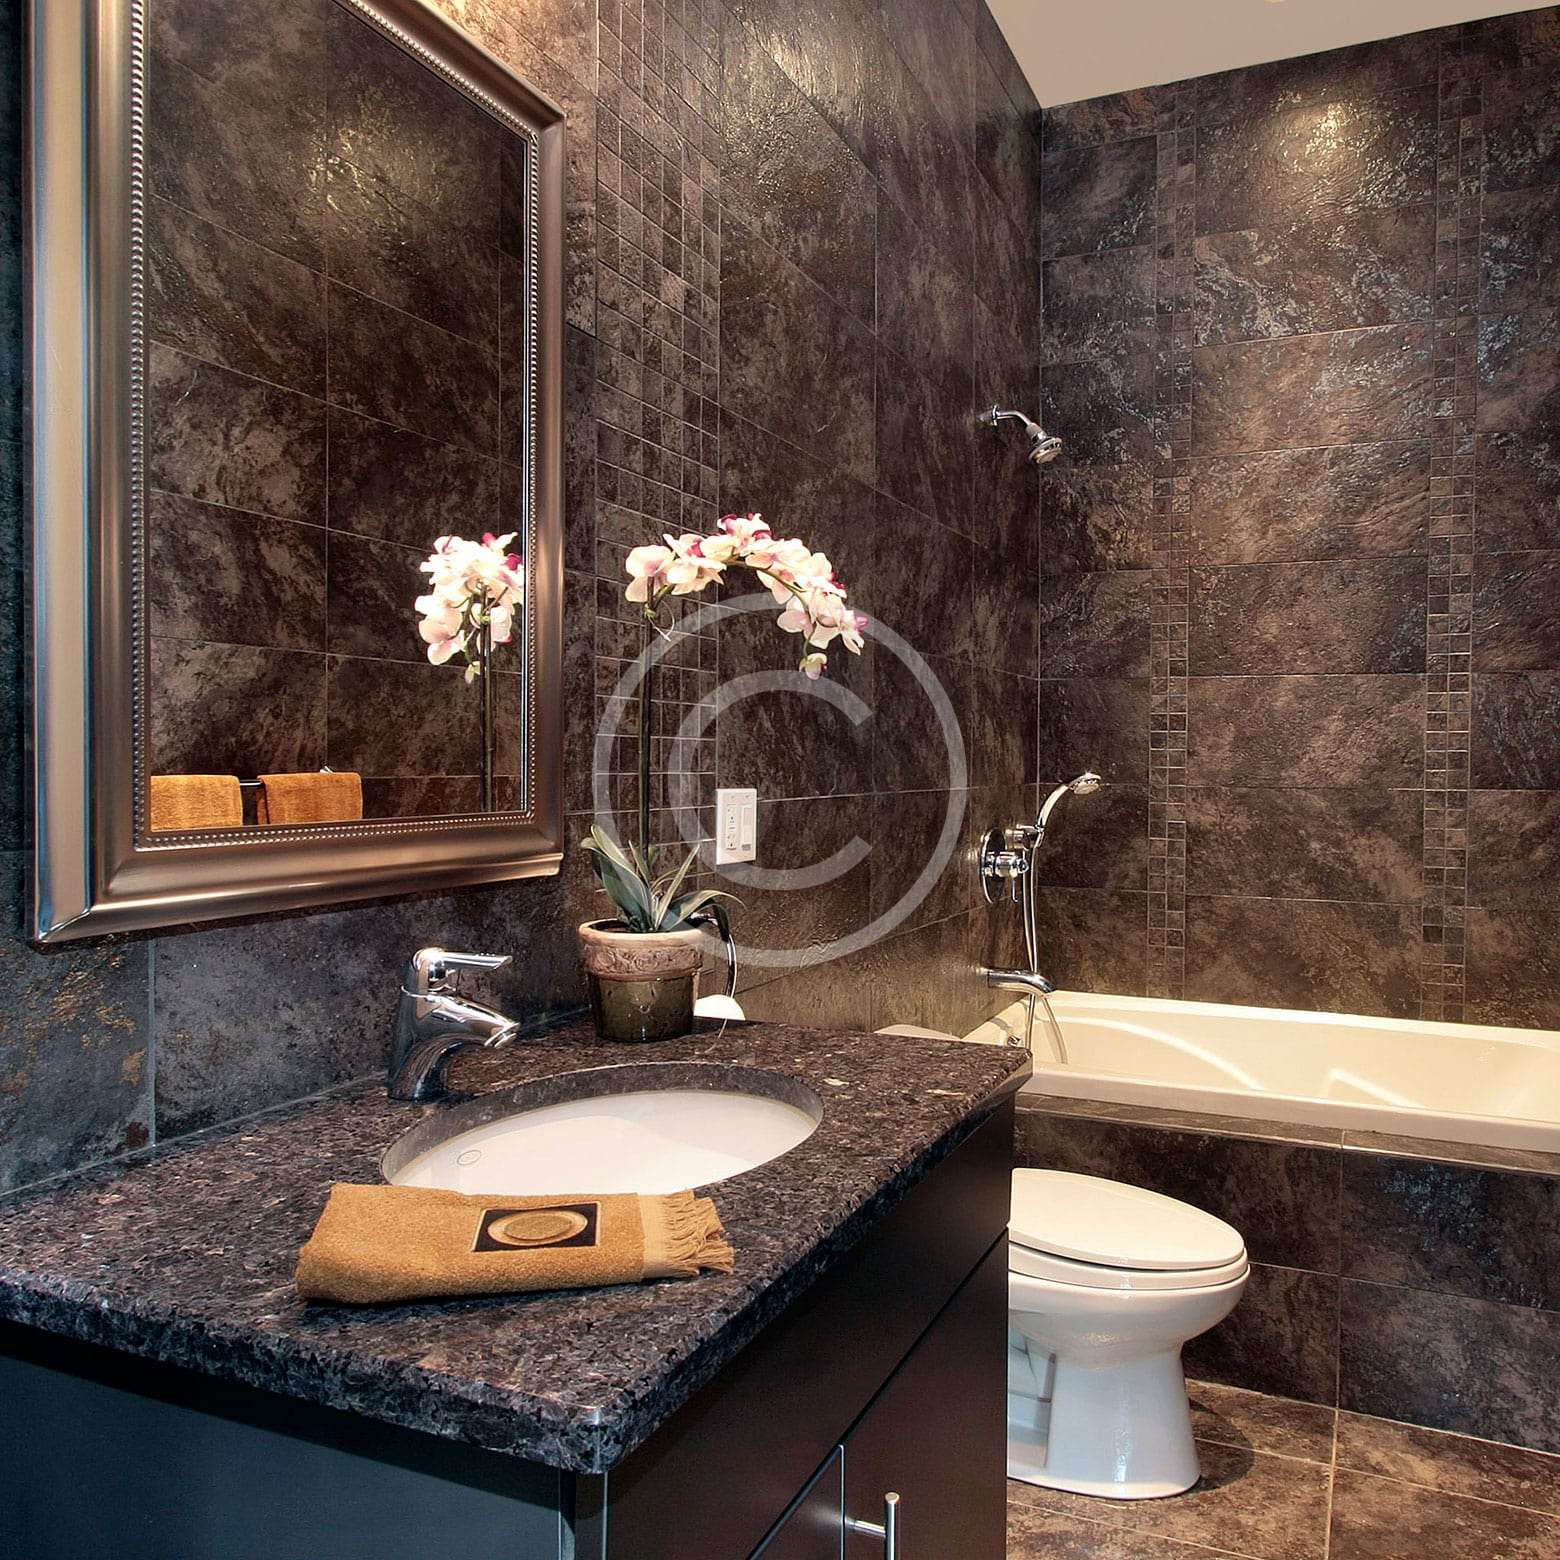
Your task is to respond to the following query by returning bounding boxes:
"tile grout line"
[1322,1399,1340,1560]
[1340,1469,1560,1524]
[1189,1433,1334,1471]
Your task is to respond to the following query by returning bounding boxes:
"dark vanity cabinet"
[755,1241,1008,1560]
[1,1100,1013,1560]
[576,1100,1012,1560]
[839,1242,1008,1559]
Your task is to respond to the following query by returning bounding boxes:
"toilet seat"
[1010,1240,1249,1292]
[1009,1169,1248,1292]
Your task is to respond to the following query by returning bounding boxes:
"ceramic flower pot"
[578,920,707,1043]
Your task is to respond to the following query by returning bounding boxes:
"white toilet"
[1007,1169,1249,1500]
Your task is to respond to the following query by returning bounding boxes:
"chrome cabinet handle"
[845,1492,899,1558]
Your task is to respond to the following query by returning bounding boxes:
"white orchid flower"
[417,597,467,665]
[619,512,860,678]
[663,533,727,594]
[415,533,529,671]
[625,544,674,603]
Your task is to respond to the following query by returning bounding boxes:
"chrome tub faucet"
[981,968,1056,999]
[389,948,521,1102]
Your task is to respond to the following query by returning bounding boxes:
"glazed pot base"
[587,970,697,1043]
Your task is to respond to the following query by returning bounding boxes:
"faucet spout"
[981,967,1056,998]
[389,948,521,1102]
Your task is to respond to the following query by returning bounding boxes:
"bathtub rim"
[970,990,1560,1156]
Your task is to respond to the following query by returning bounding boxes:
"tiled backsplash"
[0,0,1044,1190]
[1035,8,1560,1030]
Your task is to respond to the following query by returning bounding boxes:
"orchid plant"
[414,532,527,814]
[586,513,867,938]
[579,826,734,934]
[624,513,867,678]
[414,532,526,683]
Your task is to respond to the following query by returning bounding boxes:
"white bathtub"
[950,991,1560,1153]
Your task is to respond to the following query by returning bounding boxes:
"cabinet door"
[756,1448,842,1559]
[842,1239,1007,1560]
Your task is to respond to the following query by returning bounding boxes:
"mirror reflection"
[141,0,534,830]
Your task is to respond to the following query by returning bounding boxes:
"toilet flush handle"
[845,1491,899,1558]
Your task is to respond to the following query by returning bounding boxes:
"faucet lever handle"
[403,947,512,995]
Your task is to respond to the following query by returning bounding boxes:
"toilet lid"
[1010,1169,1246,1271]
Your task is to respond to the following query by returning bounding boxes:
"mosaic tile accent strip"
[593,0,722,855]
[1422,34,1482,1021]
[1148,89,1193,999]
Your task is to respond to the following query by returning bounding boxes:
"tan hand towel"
[149,774,243,832]
[295,1184,734,1305]
[256,771,363,825]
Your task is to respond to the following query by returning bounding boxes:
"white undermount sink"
[383,1066,824,1196]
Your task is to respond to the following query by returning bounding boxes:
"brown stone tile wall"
[1038,8,1560,1029]
[0,0,1045,1187]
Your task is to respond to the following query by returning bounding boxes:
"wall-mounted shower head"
[1037,771,1104,832]
[981,405,1064,465]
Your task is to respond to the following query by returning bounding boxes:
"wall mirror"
[29,0,565,941]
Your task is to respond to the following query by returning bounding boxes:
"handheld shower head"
[981,405,1063,465]
[1037,771,1104,832]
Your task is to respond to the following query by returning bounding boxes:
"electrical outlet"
[715,788,758,865]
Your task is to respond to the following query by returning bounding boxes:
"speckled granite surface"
[0,1020,1027,1472]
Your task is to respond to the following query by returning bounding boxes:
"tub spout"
[983,967,1055,997]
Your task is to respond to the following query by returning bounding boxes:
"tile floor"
[1006,1380,1560,1559]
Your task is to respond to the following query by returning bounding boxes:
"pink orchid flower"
[663,533,728,594]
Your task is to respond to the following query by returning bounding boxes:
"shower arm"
[980,405,1042,439]
[979,404,1063,465]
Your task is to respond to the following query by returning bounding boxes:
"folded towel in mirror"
[295,1184,733,1305]
[148,774,243,832]
[256,771,363,825]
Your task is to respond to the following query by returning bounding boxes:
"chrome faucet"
[389,948,521,1102]
[980,967,1067,1059]
[981,968,1056,999]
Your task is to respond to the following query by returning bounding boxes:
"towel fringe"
[642,1189,735,1277]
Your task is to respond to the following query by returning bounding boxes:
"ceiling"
[988,0,1556,106]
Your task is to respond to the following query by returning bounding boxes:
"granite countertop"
[0,1019,1029,1473]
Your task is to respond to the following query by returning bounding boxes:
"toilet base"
[1006,1347,1202,1501]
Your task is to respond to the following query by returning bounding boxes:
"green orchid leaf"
[688,898,733,946]
[582,824,640,881]
[650,845,701,928]
[591,850,654,930]
[663,886,740,932]
[629,840,657,884]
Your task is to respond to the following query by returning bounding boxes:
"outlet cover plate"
[715,788,758,865]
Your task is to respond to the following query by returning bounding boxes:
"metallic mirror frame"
[29,0,567,942]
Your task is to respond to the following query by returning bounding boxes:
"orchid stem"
[639,611,657,855]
